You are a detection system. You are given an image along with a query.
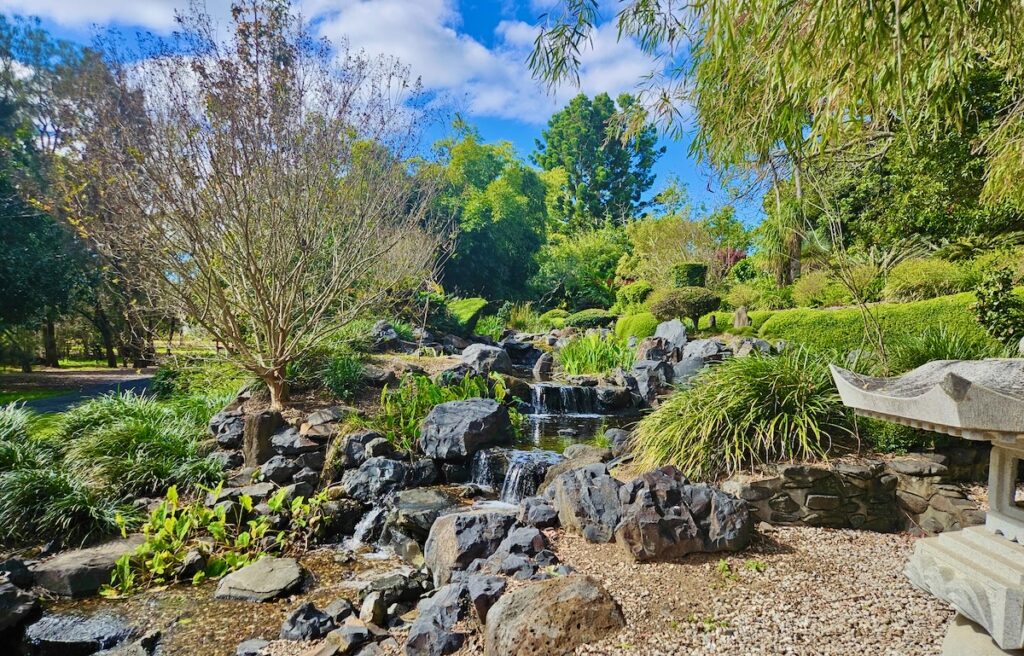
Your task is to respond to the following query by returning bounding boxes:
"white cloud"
[5,0,659,124]
[0,0,184,30]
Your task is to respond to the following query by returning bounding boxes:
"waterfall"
[531,383,599,415]
[343,507,385,551]
[499,449,564,503]
[470,448,510,491]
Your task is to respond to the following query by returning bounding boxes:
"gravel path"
[552,525,954,656]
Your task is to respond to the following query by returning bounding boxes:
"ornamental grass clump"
[557,333,636,375]
[889,325,1006,374]
[631,348,850,480]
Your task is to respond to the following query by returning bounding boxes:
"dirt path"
[0,367,155,413]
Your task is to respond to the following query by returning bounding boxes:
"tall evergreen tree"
[533,92,664,231]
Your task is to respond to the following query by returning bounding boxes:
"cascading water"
[499,449,564,503]
[343,507,385,551]
[470,448,510,491]
[531,383,599,415]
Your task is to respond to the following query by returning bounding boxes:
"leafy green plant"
[883,257,967,302]
[103,484,328,596]
[890,325,1005,374]
[390,319,415,341]
[475,315,505,340]
[504,302,542,331]
[648,286,722,328]
[632,348,849,479]
[564,308,617,328]
[323,351,364,401]
[557,333,636,375]
[614,312,659,340]
[858,417,943,454]
[973,268,1024,343]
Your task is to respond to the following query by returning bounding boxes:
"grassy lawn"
[0,388,72,404]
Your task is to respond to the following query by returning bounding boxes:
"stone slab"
[943,614,1024,655]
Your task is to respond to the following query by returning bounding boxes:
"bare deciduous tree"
[60,0,443,408]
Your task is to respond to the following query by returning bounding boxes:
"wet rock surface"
[32,536,145,598]
[23,612,135,656]
[214,557,304,602]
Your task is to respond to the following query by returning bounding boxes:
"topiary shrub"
[538,308,570,329]
[883,258,966,302]
[615,312,660,340]
[613,280,654,313]
[564,308,617,329]
[671,262,708,287]
[648,286,721,328]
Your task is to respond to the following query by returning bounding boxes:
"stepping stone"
[214,557,304,602]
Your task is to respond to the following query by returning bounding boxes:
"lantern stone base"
[943,615,1024,655]
[906,526,1024,651]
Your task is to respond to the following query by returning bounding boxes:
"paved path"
[0,368,155,414]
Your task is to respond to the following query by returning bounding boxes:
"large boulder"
[419,399,512,463]
[615,466,753,562]
[549,464,623,543]
[423,509,516,587]
[341,457,410,502]
[24,612,135,656]
[683,338,728,363]
[483,575,625,656]
[32,536,144,598]
[654,319,687,350]
[214,557,303,602]
[537,447,611,495]
[630,360,674,404]
[498,338,543,368]
[460,344,513,375]
[243,410,284,466]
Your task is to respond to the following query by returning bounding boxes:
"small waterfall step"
[500,449,563,503]
[531,383,600,415]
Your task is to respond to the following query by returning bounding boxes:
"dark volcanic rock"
[419,399,512,463]
[614,466,753,562]
[549,464,623,543]
[209,409,245,449]
[279,602,336,640]
[24,612,135,656]
[0,581,37,631]
[423,509,517,587]
[405,582,467,656]
[214,557,303,602]
[32,536,144,598]
[341,457,410,502]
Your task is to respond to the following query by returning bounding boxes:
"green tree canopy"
[433,125,547,301]
[532,92,664,231]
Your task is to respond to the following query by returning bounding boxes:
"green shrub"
[150,357,250,400]
[0,403,31,442]
[475,315,505,340]
[632,348,849,479]
[648,287,722,328]
[671,262,708,287]
[390,319,415,341]
[323,352,364,401]
[445,297,489,333]
[883,258,967,302]
[890,325,1007,374]
[858,417,947,454]
[791,271,849,308]
[973,268,1024,343]
[759,292,998,353]
[564,308,617,328]
[615,312,660,340]
[724,282,759,310]
[613,280,654,314]
[959,249,1024,289]
[538,308,570,329]
[557,333,636,375]
[0,466,135,547]
[506,303,542,331]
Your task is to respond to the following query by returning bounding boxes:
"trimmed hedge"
[446,297,488,333]
[565,308,617,328]
[702,309,777,332]
[757,292,993,352]
[615,312,659,340]
[671,262,708,287]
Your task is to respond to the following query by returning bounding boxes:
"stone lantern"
[830,359,1024,654]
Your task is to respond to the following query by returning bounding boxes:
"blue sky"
[8,0,762,223]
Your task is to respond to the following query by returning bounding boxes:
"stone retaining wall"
[722,444,990,535]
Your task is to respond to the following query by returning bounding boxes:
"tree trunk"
[266,375,290,411]
[42,316,60,368]
[787,233,802,284]
[94,305,118,368]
